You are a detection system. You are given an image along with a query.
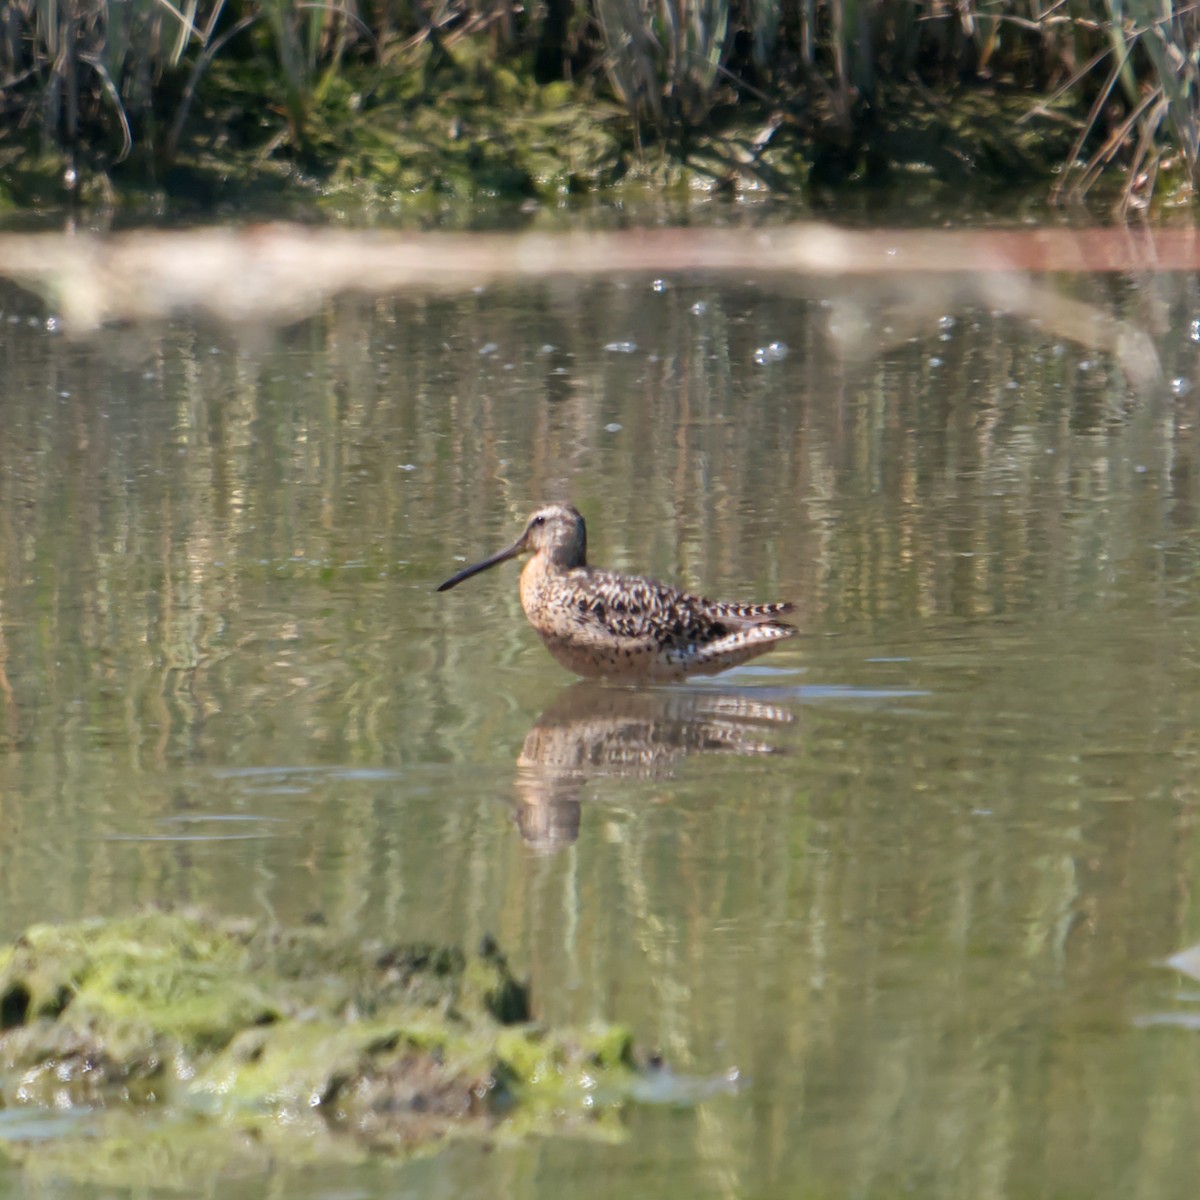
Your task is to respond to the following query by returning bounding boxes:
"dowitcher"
[436,503,796,681]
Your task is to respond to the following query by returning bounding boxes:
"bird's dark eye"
[531,516,546,527]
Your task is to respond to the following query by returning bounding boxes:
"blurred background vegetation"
[0,0,1197,207]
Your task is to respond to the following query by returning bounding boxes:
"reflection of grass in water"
[0,1,1197,205]
[1,270,1200,1195]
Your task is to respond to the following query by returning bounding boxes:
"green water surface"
[1,251,1200,1197]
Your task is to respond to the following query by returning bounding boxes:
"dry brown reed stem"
[0,222,1179,384]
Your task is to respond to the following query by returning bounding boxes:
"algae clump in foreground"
[0,911,638,1178]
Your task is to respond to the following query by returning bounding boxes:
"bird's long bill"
[435,537,526,592]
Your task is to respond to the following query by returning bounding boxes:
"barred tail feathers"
[711,599,796,626]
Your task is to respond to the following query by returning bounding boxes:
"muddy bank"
[0,911,640,1181]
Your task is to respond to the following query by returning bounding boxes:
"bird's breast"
[519,555,573,629]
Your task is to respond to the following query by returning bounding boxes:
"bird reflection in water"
[512,681,795,852]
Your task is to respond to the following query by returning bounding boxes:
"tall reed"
[0,0,363,169]
[1072,0,1199,204]
[0,0,207,163]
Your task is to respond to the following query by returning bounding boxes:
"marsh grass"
[0,0,1197,205]
[0,0,206,165]
[1054,1,1200,206]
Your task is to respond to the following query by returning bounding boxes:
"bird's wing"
[564,568,791,646]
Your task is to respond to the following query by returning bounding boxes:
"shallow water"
[4,248,1200,1196]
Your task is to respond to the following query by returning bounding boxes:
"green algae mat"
[0,911,640,1184]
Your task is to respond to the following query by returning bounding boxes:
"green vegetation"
[0,2,1197,210]
[0,911,640,1181]
[0,0,1197,211]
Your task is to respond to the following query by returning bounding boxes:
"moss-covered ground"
[0,911,640,1183]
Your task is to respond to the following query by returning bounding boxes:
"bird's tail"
[716,600,795,626]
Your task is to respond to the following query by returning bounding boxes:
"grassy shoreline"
[1,1,1197,214]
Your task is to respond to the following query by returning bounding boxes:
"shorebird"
[436,503,796,681]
